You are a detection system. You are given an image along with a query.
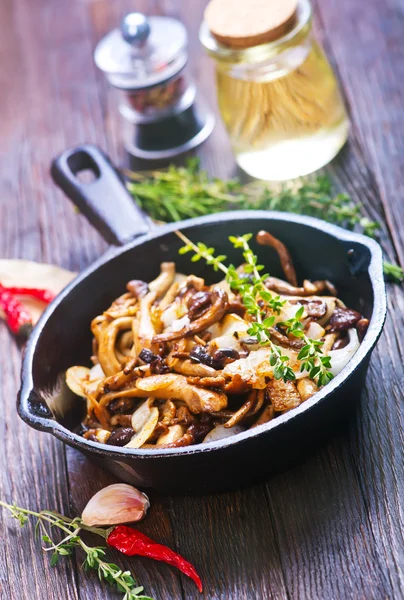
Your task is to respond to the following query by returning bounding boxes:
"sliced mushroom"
[310,279,337,295]
[110,414,133,428]
[356,318,370,341]
[223,374,251,395]
[175,405,197,425]
[149,262,176,298]
[187,291,212,320]
[133,291,157,355]
[127,280,149,299]
[108,397,135,415]
[249,389,265,416]
[143,430,195,449]
[83,428,111,443]
[321,332,339,353]
[267,378,301,412]
[104,293,138,319]
[268,327,304,350]
[96,358,139,398]
[98,316,134,376]
[117,331,134,356]
[223,348,274,389]
[156,424,185,445]
[225,300,246,317]
[224,390,256,428]
[135,374,228,413]
[158,281,180,311]
[160,399,177,425]
[301,299,327,319]
[91,315,109,344]
[153,288,228,343]
[167,350,219,377]
[326,306,362,332]
[182,274,205,292]
[265,277,336,297]
[250,405,275,428]
[186,375,226,388]
[256,230,297,286]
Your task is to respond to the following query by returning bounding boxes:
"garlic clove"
[81,483,150,526]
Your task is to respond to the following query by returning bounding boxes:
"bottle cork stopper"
[204,0,298,49]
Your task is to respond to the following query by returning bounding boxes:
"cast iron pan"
[17,145,387,494]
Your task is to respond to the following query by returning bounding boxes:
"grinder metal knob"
[120,13,151,47]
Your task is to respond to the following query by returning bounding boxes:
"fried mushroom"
[135,373,228,413]
[265,277,337,297]
[256,230,298,286]
[153,288,228,343]
[98,317,134,376]
[267,378,301,412]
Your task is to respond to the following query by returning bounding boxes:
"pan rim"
[18,210,387,459]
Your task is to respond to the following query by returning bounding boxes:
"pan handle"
[51,144,152,245]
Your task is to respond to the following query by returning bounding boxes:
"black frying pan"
[17,145,386,494]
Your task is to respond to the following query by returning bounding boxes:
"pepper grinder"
[94,12,215,160]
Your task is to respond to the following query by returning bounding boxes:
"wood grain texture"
[313,3,404,598]
[0,0,403,599]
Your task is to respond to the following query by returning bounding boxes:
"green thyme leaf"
[177,230,333,385]
[126,160,402,285]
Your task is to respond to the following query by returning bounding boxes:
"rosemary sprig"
[177,231,332,385]
[383,260,404,282]
[0,501,153,600]
[125,159,404,284]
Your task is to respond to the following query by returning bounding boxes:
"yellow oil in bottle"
[216,40,349,180]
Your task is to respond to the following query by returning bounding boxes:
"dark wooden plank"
[1,0,404,600]
[313,4,404,598]
[264,441,393,599]
[0,340,79,600]
[316,0,404,266]
[0,0,81,597]
[168,488,289,600]
[0,0,107,597]
[326,151,404,598]
[66,448,184,599]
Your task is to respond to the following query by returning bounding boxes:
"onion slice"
[328,328,360,376]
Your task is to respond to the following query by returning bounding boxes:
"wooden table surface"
[1,0,403,598]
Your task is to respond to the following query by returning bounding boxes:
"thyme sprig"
[177,231,332,385]
[125,159,403,283]
[279,307,334,387]
[0,501,153,600]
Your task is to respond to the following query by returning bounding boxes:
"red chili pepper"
[3,286,55,304]
[107,525,203,592]
[0,285,33,335]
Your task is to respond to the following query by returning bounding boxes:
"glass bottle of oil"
[200,0,349,181]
